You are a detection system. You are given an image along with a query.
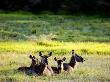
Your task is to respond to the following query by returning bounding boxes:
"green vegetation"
[0,13,110,82]
[0,13,110,42]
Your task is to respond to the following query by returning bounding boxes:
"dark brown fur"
[18,55,39,74]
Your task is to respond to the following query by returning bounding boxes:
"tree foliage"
[0,0,110,13]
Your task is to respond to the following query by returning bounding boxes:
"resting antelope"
[63,50,85,72]
[53,57,66,74]
[18,52,53,76]
[18,55,39,74]
[38,51,54,76]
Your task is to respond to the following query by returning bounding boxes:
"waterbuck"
[38,51,54,76]
[63,50,85,72]
[18,55,39,74]
[53,57,66,73]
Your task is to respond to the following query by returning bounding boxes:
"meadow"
[0,13,110,42]
[0,13,110,82]
[0,53,110,82]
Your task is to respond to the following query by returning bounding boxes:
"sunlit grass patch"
[0,53,110,82]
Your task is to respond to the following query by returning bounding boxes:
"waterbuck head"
[39,52,52,65]
[71,50,85,63]
[75,54,85,63]
[54,57,66,73]
[29,55,39,68]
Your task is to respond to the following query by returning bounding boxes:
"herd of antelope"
[18,50,85,76]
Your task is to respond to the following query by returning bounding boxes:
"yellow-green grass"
[0,41,110,82]
[0,13,110,82]
[0,53,110,82]
[0,41,110,55]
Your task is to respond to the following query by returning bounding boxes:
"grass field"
[0,13,110,42]
[0,13,110,82]
[0,53,110,82]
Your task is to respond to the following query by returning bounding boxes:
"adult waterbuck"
[63,50,85,72]
[38,51,54,76]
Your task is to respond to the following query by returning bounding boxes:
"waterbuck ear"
[62,57,66,61]
[39,52,42,57]
[54,57,57,61]
[33,56,36,59]
[48,52,52,57]
[72,50,75,54]
[29,55,33,59]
